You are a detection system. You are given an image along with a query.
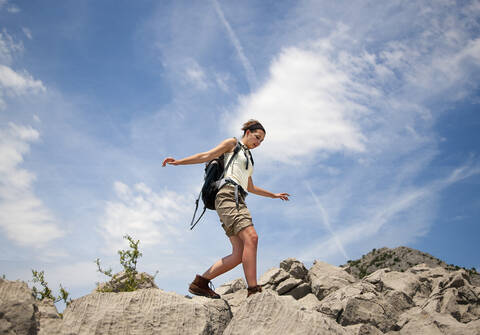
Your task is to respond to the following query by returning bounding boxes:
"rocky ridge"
[342,246,480,284]
[1,246,479,334]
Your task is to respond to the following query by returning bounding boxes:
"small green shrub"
[31,270,71,306]
[95,234,157,292]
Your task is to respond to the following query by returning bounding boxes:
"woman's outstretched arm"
[247,177,290,201]
[162,138,237,167]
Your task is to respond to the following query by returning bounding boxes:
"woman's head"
[241,120,266,149]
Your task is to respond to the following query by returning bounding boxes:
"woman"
[162,120,290,298]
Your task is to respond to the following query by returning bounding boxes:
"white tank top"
[224,140,253,191]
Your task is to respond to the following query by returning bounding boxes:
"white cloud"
[225,46,369,163]
[215,72,231,93]
[98,181,191,253]
[0,64,45,109]
[0,29,24,65]
[0,123,64,247]
[0,65,45,93]
[22,27,32,40]
[7,4,19,13]
[185,61,208,90]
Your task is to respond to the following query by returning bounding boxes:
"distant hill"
[341,246,479,284]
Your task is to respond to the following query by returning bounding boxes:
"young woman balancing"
[162,120,290,298]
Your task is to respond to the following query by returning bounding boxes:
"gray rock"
[364,268,427,298]
[317,279,413,332]
[344,324,383,335]
[216,278,246,295]
[285,282,312,300]
[276,277,303,295]
[297,293,321,311]
[221,289,247,316]
[0,279,38,335]
[61,289,232,335]
[308,261,357,300]
[36,298,62,335]
[422,269,480,323]
[388,307,480,335]
[280,258,308,280]
[258,267,290,287]
[223,290,349,335]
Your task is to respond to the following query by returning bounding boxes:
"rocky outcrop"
[216,278,246,295]
[342,246,480,283]
[223,290,348,335]
[0,278,61,335]
[36,299,62,335]
[258,258,312,300]
[2,247,479,335]
[308,260,358,300]
[61,289,231,335]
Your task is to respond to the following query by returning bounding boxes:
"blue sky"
[1,0,479,309]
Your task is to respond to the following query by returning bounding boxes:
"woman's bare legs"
[202,235,244,280]
[237,226,258,287]
[202,225,258,288]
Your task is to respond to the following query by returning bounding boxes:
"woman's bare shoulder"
[222,137,237,152]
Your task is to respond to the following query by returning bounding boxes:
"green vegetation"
[95,234,158,292]
[31,269,71,306]
[358,266,368,279]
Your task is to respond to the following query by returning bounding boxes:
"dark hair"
[241,119,266,136]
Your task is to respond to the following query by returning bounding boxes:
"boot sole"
[188,288,220,299]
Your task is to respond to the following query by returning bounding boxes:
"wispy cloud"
[22,27,32,40]
[0,123,64,247]
[0,29,24,65]
[305,182,349,261]
[299,161,480,262]
[212,0,257,90]
[184,60,208,90]
[7,4,19,13]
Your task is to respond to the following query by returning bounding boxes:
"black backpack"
[190,140,242,230]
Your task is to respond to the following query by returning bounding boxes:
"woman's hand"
[274,193,290,201]
[162,157,178,167]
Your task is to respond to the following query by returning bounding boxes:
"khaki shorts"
[215,185,253,237]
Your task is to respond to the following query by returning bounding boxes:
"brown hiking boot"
[247,285,262,297]
[188,274,220,299]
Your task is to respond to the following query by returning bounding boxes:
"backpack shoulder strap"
[221,137,242,179]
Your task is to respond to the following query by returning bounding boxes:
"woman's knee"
[238,225,258,247]
[249,232,258,246]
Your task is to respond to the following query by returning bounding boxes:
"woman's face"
[244,129,265,149]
